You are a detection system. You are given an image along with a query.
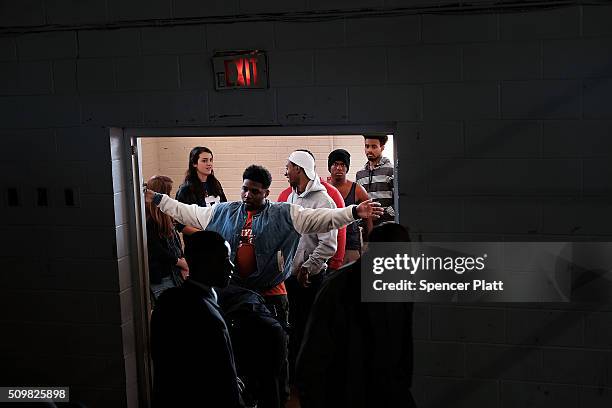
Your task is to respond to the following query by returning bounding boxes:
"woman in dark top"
[146,175,188,303]
[175,146,227,251]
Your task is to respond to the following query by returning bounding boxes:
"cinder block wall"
[141,135,371,201]
[0,128,138,406]
[1,1,612,407]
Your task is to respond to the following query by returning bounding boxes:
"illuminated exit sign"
[212,50,268,90]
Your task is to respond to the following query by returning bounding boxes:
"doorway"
[123,126,397,407]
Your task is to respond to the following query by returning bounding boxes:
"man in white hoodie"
[279,149,338,390]
[284,150,338,286]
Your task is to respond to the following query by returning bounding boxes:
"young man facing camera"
[328,149,370,264]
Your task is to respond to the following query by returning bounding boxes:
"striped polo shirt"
[356,156,395,224]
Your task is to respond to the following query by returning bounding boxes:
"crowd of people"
[144,135,416,407]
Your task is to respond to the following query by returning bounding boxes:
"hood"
[294,175,326,198]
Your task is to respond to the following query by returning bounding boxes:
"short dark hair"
[185,231,230,287]
[184,230,227,261]
[242,165,272,189]
[363,134,388,146]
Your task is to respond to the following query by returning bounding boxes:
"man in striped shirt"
[356,135,395,230]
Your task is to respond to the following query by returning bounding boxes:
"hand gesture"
[356,199,383,219]
[176,257,189,280]
[144,188,156,203]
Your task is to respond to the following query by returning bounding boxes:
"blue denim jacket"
[157,193,357,292]
[206,200,300,292]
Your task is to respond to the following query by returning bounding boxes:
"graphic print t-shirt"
[235,211,286,295]
[202,182,221,206]
[236,211,256,279]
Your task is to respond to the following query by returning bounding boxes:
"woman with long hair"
[146,175,188,303]
[175,146,227,250]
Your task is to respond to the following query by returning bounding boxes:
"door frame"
[120,123,398,407]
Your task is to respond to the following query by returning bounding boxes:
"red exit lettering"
[224,57,259,87]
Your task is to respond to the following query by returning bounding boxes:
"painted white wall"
[141,135,372,201]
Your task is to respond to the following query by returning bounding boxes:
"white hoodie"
[287,177,338,275]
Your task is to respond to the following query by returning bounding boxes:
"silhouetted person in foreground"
[151,231,243,408]
[296,222,416,408]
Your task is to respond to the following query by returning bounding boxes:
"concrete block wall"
[140,135,380,201]
[0,127,137,406]
[0,1,611,407]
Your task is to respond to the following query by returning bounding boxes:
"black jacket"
[151,280,243,408]
[296,260,416,408]
[146,218,182,285]
[175,180,228,252]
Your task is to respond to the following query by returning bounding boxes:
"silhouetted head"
[368,222,410,243]
[184,231,234,288]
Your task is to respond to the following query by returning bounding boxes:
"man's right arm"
[150,192,216,230]
[174,185,201,235]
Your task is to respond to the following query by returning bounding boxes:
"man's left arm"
[290,206,354,236]
[301,198,338,275]
[289,200,382,235]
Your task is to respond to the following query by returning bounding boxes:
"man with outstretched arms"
[145,165,381,407]
[145,165,381,295]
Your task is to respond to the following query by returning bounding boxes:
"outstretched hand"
[144,188,156,203]
[356,199,383,219]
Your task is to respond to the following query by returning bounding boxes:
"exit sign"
[212,50,268,90]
